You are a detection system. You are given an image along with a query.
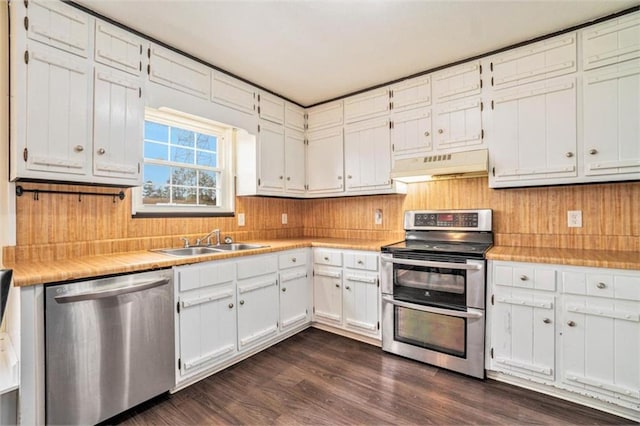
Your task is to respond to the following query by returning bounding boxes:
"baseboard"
[311,322,381,347]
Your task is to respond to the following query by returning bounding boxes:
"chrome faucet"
[196,229,220,246]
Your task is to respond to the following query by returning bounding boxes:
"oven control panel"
[405,209,492,231]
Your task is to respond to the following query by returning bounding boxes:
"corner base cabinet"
[488,260,640,422]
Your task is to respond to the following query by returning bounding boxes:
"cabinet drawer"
[563,271,640,301]
[494,263,557,292]
[177,261,235,292]
[314,249,342,267]
[237,255,277,280]
[279,250,308,269]
[344,251,378,271]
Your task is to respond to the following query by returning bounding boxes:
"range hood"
[390,149,488,183]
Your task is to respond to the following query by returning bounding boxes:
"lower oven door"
[381,295,485,379]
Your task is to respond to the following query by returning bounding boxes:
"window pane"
[198,188,218,206]
[144,141,168,161]
[171,167,197,187]
[171,147,194,164]
[196,134,217,151]
[171,128,194,147]
[145,122,168,142]
[172,186,196,204]
[198,170,218,188]
[142,164,170,205]
[196,151,217,167]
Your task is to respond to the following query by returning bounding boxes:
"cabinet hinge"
[377,321,380,330]
[24,50,28,64]
[138,163,141,174]
[313,306,315,314]
[147,64,151,75]
[312,270,315,277]
[23,16,29,31]
[490,62,493,72]
[178,358,181,370]
[306,309,308,315]
[491,76,494,86]
[257,94,261,102]
[258,178,261,186]
[140,45,143,55]
[139,87,142,98]
[147,47,151,58]
[377,278,380,287]
[389,101,393,110]
[490,348,494,359]
[139,61,142,72]
[491,294,494,305]
[391,143,395,152]
[480,79,483,89]
[481,129,484,140]
[480,101,483,112]
[492,167,495,177]
[24,0,29,8]
[23,148,28,162]
[257,124,261,133]
[176,301,180,314]
[491,100,494,110]
[479,64,482,74]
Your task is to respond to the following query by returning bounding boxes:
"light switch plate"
[282,213,288,225]
[238,213,245,227]
[374,209,383,225]
[567,210,582,227]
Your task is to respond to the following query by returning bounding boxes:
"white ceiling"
[75,0,639,106]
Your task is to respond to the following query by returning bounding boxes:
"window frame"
[133,108,235,216]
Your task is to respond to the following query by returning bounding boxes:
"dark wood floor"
[109,328,635,425]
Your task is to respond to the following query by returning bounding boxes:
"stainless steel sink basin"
[153,247,221,257]
[209,243,267,251]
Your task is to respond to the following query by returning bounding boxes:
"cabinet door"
[237,274,279,350]
[149,44,210,99]
[490,77,577,185]
[491,291,556,382]
[343,273,379,336]
[433,97,482,151]
[390,75,431,111]
[313,268,342,326]
[583,61,640,177]
[285,103,305,132]
[93,66,143,184]
[258,120,285,192]
[306,127,344,194]
[582,12,640,70]
[307,101,343,131]
[211,72,255,114]
[24,45,91,177]
[344,88,390,124]
[258,93,285,124]
[284,128,306,194]
[391,107,432,158]
[94,21,143,75]
[344,117,391,191]
[561,296,640,405]
[432,60,481,103]
[279,268,310,332]
[27,0,89,57]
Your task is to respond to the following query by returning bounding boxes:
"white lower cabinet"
[488,261,640,420]
[313,248,380,340]
[278,250,312,332]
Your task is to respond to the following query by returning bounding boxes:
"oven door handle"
[382,295,483,319]
[380,256,481,270]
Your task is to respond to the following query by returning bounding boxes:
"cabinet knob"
[565,152,574,158]
[337,176,342,180]
[97,148,106,155]
[567,320,576,327]
[438,129,444,134]
[345,286,351,290]
[324,256,329,261]
[347,175,352,179]
[596,282,607,289]
[287,177,291,181]
[519,275,528,281]
[292,257,297,263]
[279,175,283,180]
[543,318,551,324]
[228,303,234,309]
[239,300,245,305]
[282,287,286,292]
[357,260,364,265]
[424,131,430,137]
[335,283,340,288]
[74,145,84,152]
[589,148,598,155]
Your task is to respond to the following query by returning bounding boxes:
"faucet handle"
[179,237,190,248]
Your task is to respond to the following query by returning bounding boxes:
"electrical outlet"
[282,213,288,225]
[237,213,245,227]
[374,209,383,225]
[567,210,582,228]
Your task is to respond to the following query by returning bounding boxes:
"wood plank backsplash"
[8,178,640,261]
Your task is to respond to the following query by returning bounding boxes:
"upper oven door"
[381,253,485,309]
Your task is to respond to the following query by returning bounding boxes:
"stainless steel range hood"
[390,149,488,183]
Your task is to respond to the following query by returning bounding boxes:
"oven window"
[394,265,466,308]
[394,306,466,358]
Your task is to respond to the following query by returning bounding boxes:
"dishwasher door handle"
[54,278,170,303]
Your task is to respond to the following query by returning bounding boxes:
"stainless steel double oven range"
[381,209,493,379]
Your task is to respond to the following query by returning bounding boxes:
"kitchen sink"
[153,243,268,257]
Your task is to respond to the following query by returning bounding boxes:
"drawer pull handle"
[596,282,606,289]
[543,318,551,324]
[567,320,576,327]
[519,275,528,281]
[357,260,364,265]
[324,256,329,261]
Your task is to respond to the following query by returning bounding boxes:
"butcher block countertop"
[487,246,640,271]
[6,238,399,287]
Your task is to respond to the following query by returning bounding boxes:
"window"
[133,108,234,215]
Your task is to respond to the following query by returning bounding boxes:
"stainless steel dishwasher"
[45,268,174,425]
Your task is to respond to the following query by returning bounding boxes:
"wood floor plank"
[108,328,637,426]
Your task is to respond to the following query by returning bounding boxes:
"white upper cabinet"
[258,92,285,124]
[583,60,640,178]
[94,21,144,75]
[149,43,210,99]
[389,75,432,111]
[284,128,306,194]
[491,33,577,89]
[92,66,144,184]
[257,120,286,192]
[432,60,481,103]
[307,100,343,131]
[433,96,483,151]
[344,88,390,124]
[306,127,344,194]
[582,12,640,70]
[211,71,256,115]
[26,0,89,57]
[390,107,433,158]
[344,117,391,191]
[285,102,306,131]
